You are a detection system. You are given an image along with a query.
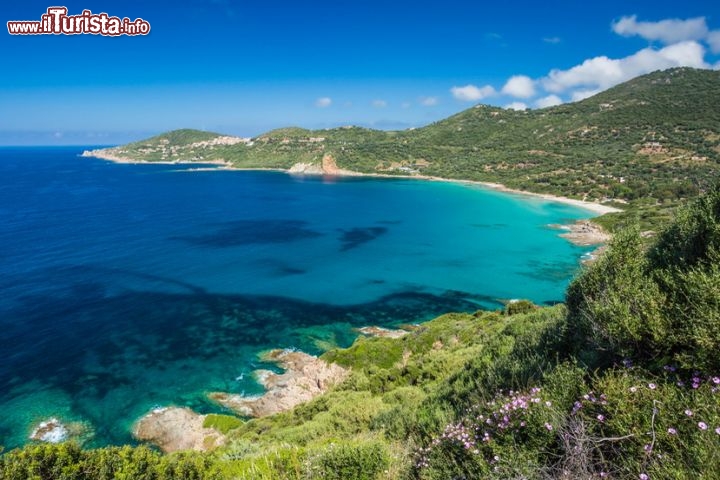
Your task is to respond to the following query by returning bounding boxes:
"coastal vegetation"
[2,185,720,478]
[3,67,720,478]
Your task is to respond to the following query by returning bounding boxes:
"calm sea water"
[0,147,593,449]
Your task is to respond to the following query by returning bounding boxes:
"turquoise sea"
[0,147,595,449]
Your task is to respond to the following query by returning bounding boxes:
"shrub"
[307,439,389,480]
[649,186,720,370]
[0,444,218,480]
[568,186,720,370]
[649,184,720,270]
[504,299,537,316]
[566,226,666,364]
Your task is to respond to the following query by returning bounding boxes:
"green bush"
[568,186,720,370]
[504,299,537,316]
[649,186,720,370]
[566,226,666,363]
[0,444,218,480]
[649,185,720,270]
[217,446,306,480]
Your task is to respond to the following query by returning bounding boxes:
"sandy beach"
[83,149,622,216]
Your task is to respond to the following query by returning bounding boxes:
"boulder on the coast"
[550,220,611,246]
[209,349,348,417]
[133,407,225,453]
[30,418,68,443]
[357,325,410,339]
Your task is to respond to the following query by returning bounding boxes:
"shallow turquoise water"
[0,147,594,449]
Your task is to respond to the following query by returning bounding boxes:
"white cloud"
[450,84,496,101]
[505,102,528,111]
[53,131,63,138]
[714,61,720,71]
[543,56,622,93]
[401,102,412,109]
[708,30,720,54]
[543,37,561,44]
[571,89,602,102]
[501,75,536,98]
[542,41,708,94]
[372,99,387,108]
[420,96,438,106]
[535,94,563,108]
[612,15,708,44]
[315,97,332,108]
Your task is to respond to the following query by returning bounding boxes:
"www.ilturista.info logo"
[7,7,150,36]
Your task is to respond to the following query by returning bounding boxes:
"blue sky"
[1,0,719,145]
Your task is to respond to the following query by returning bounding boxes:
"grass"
[203,415,244,434]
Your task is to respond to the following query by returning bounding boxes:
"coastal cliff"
[133,349,348,453]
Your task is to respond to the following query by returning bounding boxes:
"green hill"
[411,68,720,200]
[90,68,720,208]
[131,129,223,146]
[86,128,225,163]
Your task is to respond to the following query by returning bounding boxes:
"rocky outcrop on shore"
[81,148,229,165]
[549,220,612,264]
[133,407,225,453]
[209,349,348,417]
[81,148,135,163]
[288,154,357,176]
[357,325,410,339]
[554,220,611,246]
[287,162,325,174]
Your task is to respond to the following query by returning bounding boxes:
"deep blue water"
[0,147,594,449]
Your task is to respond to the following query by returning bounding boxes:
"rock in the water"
[30,418,68,443]
[549,220,610,246]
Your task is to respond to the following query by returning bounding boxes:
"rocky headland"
[209,349,348,418]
